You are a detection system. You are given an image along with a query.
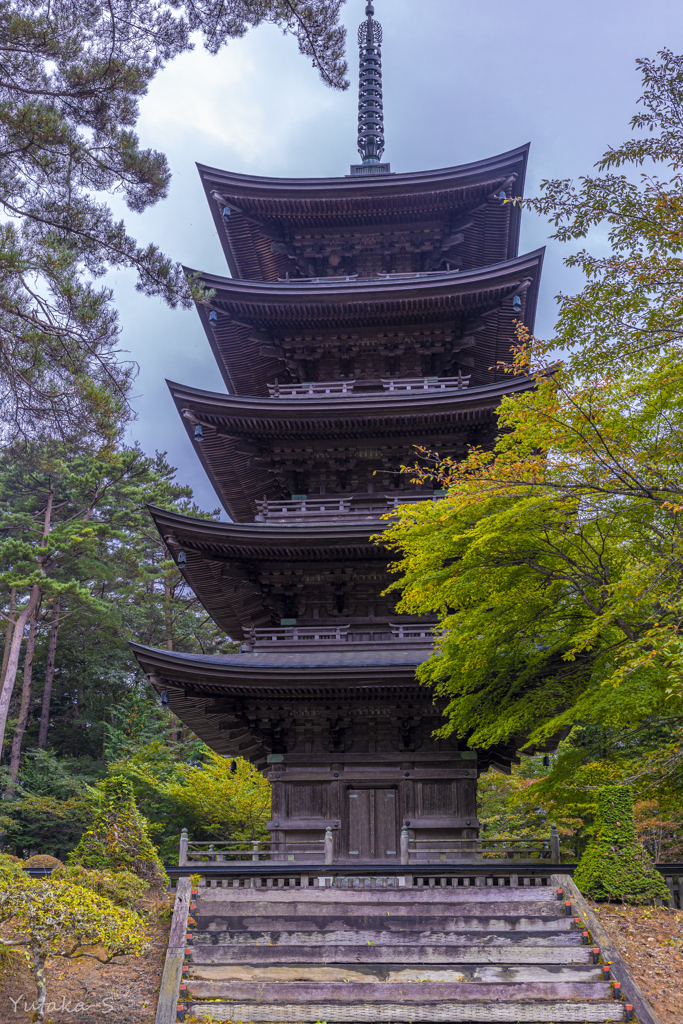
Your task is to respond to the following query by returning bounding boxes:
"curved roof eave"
[198,147,530,279]
[131,642,431,683]
[189,248,545,309]
[197,145,529,200]
[147,504,389,548]
[168,371,536,427]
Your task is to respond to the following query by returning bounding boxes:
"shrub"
[0,853,25,885]
[52,865,147,908]
[68,775,166,887]
[0,879,147,1021]
[574,785,671,903]
[23,854,63,869]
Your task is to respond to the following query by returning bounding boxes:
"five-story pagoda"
[132,2,545,865]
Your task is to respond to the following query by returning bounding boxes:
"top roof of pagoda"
[199,145,529,280]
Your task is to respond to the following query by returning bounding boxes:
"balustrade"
[244,622,434,648]
[255,493,444,522]
[381,374,470,391]
[267,380,356,398]
[265,375,470,398]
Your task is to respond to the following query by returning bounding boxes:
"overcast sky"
[109,0,683,513]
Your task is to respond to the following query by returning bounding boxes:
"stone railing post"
[400,826,409,865]
[324,827,334,865]
[550,824,561,865]
[179,828,189,867]
[252,841,260,861]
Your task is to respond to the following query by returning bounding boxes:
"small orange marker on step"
[582,931,589,944]
[592,948,600,964]
[564,900,572,916]
[556,888,564,900]
[625,1005,634,1021]
[176,1006,185,1022]
[602,965,611,981]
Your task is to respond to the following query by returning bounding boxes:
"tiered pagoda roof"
[199,145,529,282]
[132,3,549,793]
[148,505,408,641]
[194,249,544,396]
[131,643,520,772]
[170,373,537,521]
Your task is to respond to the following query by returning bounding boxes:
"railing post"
[550,824,561,865]
[179,828,189,867]
[400,826,409,865]
[252,841,260,862]
[324,827,334,865]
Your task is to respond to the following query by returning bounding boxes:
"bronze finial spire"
[357,1,385,164]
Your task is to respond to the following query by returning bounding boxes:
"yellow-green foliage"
[574,786,671,904]
[0,879,147,959]
[0,852,25,885]
[23,854,63,869]
[52,865,147,908]
[68,775,166,886]
[134,752,271,842]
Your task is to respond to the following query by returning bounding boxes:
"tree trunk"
[0,584,40,758]
[0,482,52,756]
[0,587,16,686]
[30,939,47,1021]
[5,608,39,798]
[38,600,60,750]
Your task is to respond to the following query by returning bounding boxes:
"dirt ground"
[0,903,171,1024]
[590,902,683,1024]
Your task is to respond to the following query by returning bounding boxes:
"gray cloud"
[110,0,683,512]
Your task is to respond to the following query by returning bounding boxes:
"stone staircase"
[182,877,634,1023]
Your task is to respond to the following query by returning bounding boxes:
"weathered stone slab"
[186,963,601,983]
[185,979,613,1001]
[190,942,592,964]
[196,886,557,904]
[187,1000,625,1022]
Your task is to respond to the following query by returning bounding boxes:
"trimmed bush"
[52,865,147,908]
[574,785,671,904]
[23,854,63,869]
[68,775,166,887]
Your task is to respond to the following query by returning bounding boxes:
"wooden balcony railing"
[267,380,356,398]
[245,622,434,649]
[255,497,354,521]
[251,625,350,645]
[381,374,470,392]
[177,829,564,869]
[265,375,470,398]
[255,493,446,523]
[179,830,334,866]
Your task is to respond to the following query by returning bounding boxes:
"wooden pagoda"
[132,1,546,864]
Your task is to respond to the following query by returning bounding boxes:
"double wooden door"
[346,787,398,860]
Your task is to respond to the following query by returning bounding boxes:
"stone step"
[195,914,573,932]
[186,979,613,1002]
[186,999,625,1022]
[190,942,592,964]
[197,897,562,918]
[198,886,558,903]
[192,929,583,947]
[187,964,602,983]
